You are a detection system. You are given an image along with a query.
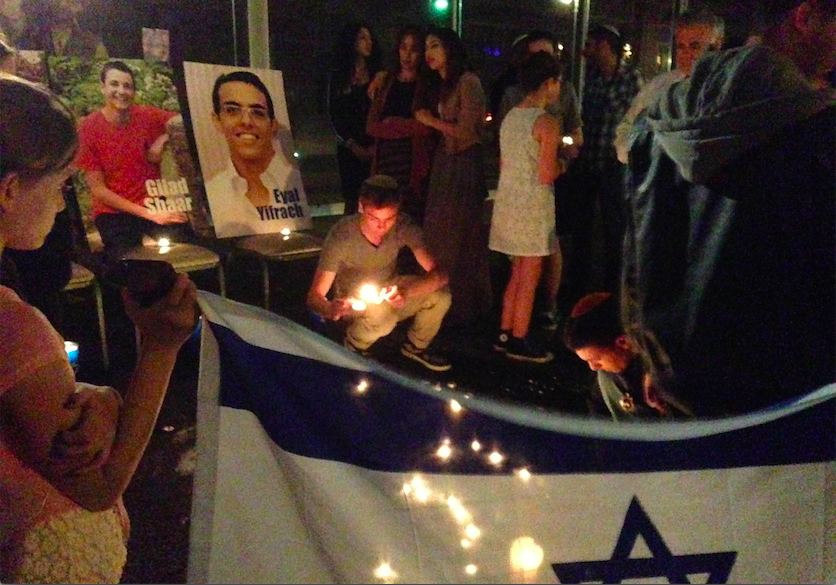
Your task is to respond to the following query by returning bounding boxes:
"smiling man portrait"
[76,60,195,262]
[203,69,309,238]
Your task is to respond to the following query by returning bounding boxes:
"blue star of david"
[552,496,736,583]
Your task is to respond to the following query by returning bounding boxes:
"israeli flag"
[188,292,835,584]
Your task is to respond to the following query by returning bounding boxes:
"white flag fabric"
[189,292,836,584]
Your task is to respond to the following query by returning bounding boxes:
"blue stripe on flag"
[209,321,835,475]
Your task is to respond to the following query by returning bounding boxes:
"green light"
[433,0,449,11]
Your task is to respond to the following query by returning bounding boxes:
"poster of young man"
[183,62,311,238]
[48,57,209,247]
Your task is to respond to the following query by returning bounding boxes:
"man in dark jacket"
[623,0,835,416]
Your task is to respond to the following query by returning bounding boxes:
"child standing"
[489,52,564,363]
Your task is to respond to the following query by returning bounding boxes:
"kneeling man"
[307,175,452,371]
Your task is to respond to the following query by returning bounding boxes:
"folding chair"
[63,262,109,370]
[232,231,323,309]
[121,240,226,297]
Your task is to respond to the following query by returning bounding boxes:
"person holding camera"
[0,74,199,583]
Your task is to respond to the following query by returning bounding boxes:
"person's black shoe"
[493,329,511,352]
[344,337,372,358]
[540,307,560,332]
[401,342,452,372]
[505,336,554,364]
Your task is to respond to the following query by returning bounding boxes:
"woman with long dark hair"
[415,26,492,325]
[327,22,382,216]
[366,25,438,225]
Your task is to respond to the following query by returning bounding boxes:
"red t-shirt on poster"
[75,104,176,218]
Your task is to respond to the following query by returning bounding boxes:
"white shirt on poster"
[205,150,309,238]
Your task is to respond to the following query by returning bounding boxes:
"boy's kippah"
[364,174,398,191]
[570,292,612,318]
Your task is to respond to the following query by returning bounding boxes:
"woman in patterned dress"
[489,52,564,363]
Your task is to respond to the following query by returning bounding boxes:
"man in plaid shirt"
[562,25,642,306]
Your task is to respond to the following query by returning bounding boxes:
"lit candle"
[510,536,544,583]
[350,299,367,311]
[64,341,79,370]
[374,562,396,581]
[562,136,574,146]
[488,451,504,466]
[359,284,381,304]
[157,237,170,248]
[280,228,291,235]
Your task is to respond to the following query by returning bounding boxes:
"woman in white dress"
[489,52,564,363]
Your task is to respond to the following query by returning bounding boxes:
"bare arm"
[146,133,170,164]
[398,245,449,299]
[535,113,563,184]
[0,275,199,511]
[307,269,350,321]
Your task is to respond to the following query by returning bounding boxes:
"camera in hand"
[105,259,177,307]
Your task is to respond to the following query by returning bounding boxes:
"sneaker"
[505,336,554,364]
[344,337,371,358]
[401,342,452,372]
[540,308,560,332]
[493,329,511,352]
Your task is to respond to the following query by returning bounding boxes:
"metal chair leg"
[217,263,227,298]
[261,257,270,310]
[93,281,109,371]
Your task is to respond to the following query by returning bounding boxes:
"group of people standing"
[320,0,835,422]
[0,2,833,582]
[322,22,610,367]
[327,23,493,331]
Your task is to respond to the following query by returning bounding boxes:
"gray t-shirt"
[318,214,425,299]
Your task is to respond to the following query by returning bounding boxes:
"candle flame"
[359,284,381,304]
[374,562,395,580]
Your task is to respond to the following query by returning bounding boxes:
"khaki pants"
[346,277,451,351]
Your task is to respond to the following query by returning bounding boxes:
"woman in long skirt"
[416,26,492,325]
